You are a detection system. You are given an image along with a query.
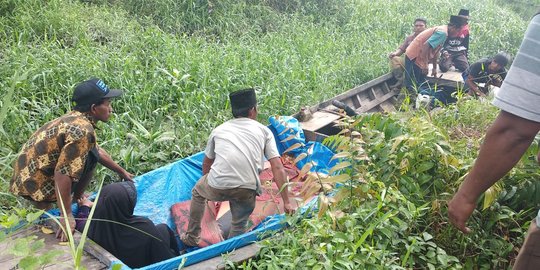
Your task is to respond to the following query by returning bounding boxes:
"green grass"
[0,0,536,268]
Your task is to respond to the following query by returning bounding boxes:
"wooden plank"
[0,225,108,270]
[182,244,261,270]
[303,129,328,142]
[298,111,341,132]
[356,89,400,113]
[312,73,395,111]
[41,218,120,267]
[427,63,464,88]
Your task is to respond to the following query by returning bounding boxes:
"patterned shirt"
[10,111,98,202]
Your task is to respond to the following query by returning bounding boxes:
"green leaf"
[483,183,502,210]
[293,153,307,165]
[39,250,63,266]
[283,142,303,154]
[321,174,350,184]
[18,256,41,270]
[422,232,433,241]
[280,134,298,143]
[328,161,351,174]
[29,239,45,252]
[330,152,350,161]
[11,237,31,257]
[25,210,44,224]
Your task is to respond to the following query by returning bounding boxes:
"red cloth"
[171,201,224,247]
[171,155,306,246]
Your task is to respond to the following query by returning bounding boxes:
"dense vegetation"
[1,0,539,269]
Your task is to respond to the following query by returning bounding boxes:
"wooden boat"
[0,68,463,270]
[295,66,462,142]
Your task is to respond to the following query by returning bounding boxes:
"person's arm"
[202,155,214,175]
[268,157,295,214]
[54,171,76,241]
[389,36,410,58]
[389,48,403,58]
[448,111,540,233]
[431,50,440,77]
[466,75,485,97]
[97,146,134,181]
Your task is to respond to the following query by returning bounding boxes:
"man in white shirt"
[181,88,294,247]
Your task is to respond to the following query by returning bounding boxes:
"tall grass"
[0,0,530,216]
[0,0,535,268]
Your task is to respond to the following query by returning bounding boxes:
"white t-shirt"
[205,117,280,190]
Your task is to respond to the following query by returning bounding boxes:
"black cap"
[449,15,467,27]
[493,52,511,67]
[229,88,257,113]
[458,9,470,17]
[72,78,123,106]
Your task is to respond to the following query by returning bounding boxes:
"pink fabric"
[171,201,224,247]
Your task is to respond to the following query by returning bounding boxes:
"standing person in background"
[180,88,295,248]
[404,15,467,95]
[462,52,510,97]
[10,78,134,242]
[388,17,427,87]
[448,11,540,270]
[439,9,471,72]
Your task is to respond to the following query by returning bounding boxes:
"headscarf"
[87,182,178,268]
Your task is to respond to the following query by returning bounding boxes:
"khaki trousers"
[181,175,256,246]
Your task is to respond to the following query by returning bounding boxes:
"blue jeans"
[404,56,428,94]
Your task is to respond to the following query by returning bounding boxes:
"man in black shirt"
[462,52,510,97]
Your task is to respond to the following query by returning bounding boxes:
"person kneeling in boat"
[88,182,180,268]
[462,52,510,97]
[404,15,467,96]
[180,88,295,248]
[388,17,427,88]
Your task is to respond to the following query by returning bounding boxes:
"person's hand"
[283,202,296,215]
[388,52,397,58]
[441,51,449,59]
[448,192,475,234]
[77,194,94,208]
[56,213,76,242]
[119,170,135,182]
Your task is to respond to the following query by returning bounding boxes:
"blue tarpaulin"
[44,116,336,269]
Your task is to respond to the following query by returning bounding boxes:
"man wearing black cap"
[439,9,471,72]
[10,78,133,241]
[180,88,294,247]
[462,52,510,97]
[404,15,467,95]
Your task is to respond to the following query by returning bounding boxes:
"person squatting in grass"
[404,15,467,96]
[388,17,427,87]
[439,9,471,73]
[9,78,134,242]
[461,52,510,97]
[448,10,540,270]
[180,88,295,248]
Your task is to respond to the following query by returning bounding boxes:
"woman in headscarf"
[88,181,179,268]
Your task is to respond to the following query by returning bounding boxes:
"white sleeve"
[263,127,280,159]
[204,131,216,159]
